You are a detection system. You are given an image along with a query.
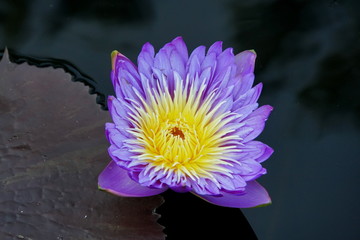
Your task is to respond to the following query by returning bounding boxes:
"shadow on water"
[158,191,258,239]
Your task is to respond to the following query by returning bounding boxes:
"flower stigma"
[170,127,185,139]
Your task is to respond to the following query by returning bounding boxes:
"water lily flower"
[98,37,273,208]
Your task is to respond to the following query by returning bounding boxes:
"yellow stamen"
[131,74,236,182]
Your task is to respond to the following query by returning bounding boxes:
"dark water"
[1,0,360,239]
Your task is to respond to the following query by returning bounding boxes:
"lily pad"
[0,50,164,240]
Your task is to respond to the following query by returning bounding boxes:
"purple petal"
[194,181,271,208]
[214,174,246,193]
[242,168,267,181]
[198,67,212,88]
[154,48,175,92]
[188,45,206,65]
[106,100,132,138]
[207,41,223,56]
[137,42,155,82]
[112,52,140,85]
[232,83,263,110]
[201,51,217,70]
[232,73,255,99]
[187,54,201,81]
[186,45,205,80]
[233,103,259,122]
[138,42,155,67]
[243,141,274,163]
[107,145,131,168]
[105,124,127,148]
[228,158,264,177]
[234,126,255,140]
[216,67,233,90]
[107,96,130,125]
[170,49,186,79]
[111,52,144,100]
[154,37,188,79]
[234,50,257,76]
[109,147,134,162]
[214,48,236,80]
[242,105,273,142]
[154,48,171,73]
[212,96,233,117]
[201,52,217,82]
[171,36,189,62]
[189,178,221,196]
[98,161,168,197]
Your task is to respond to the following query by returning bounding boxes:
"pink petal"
[98,161,168,197]
[194,181,271,208]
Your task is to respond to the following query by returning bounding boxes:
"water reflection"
[0,0,154,98]
[231,1,360,240]
[0,0,30,45]
[45,0,153,34]
[232,0,360,122]
[299,45,360,125]
[231,0,309,67]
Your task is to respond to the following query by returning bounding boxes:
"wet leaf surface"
[0,51,164,240]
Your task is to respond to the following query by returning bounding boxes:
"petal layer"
[98,161,168,197]
[234,50,256,76]
[194,181,271,208]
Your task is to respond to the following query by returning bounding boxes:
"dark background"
[1,0,360,239]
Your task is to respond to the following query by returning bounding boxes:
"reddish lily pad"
[0,50,164,240]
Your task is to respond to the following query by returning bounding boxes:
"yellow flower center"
[127,74,239,182]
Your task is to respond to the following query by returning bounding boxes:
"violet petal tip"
[98,161,167,197]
